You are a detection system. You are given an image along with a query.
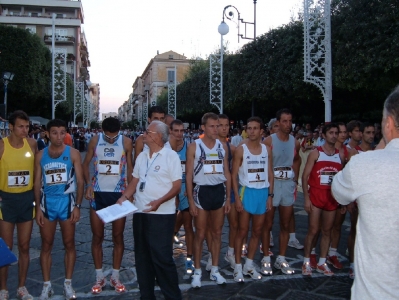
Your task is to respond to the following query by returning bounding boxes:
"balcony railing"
[44,35,75,44]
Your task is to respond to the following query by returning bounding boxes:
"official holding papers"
[117,120,182,300]
[96,201,138,223]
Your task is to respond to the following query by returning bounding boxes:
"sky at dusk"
[81,0,302,117]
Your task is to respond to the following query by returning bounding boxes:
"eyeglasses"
[145,129,158,135]
[104,133,119,140]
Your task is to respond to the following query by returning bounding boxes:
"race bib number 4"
[274,167,293,180]
[8,171,30,188]
[98,160,119,175]
[248,168,266,183]
[203,160,223,175]
[320,171,337,186]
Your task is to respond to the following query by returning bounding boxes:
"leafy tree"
[0,25,52,118]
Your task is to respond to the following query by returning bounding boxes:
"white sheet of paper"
[96,201,138,223]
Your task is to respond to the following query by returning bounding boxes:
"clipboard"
[0,238,17,267]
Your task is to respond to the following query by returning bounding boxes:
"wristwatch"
[268,193,274,198]
[74,204,82,209]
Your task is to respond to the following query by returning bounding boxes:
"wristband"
[268,193,274,198]
[85,183,91,188]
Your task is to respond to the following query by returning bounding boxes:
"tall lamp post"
[2,72,15,119]
[216,1,257,116]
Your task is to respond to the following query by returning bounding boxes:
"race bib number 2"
[98,160,119,175]
[8,171,30,188]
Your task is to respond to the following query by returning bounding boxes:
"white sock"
[262,256,271,263]
[311,248,316,255]
[277,255,285,262]
[289,233,296,241]
[318,258,326,265]
[64,279,71,285]
[328,247,337,257]
[227,247,234,256]
[112,269,119,279]
[194,268,202,275]
[245,258,253,267]
[234,263,242,271]
[303,257,310,264]
[211,266,218,273]
[44,281,51,287]
[270,231,273,238]
[95,269,104,279]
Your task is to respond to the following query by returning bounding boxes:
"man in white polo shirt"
[117,120,182,300]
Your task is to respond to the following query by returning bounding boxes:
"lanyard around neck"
[145,153,160,178]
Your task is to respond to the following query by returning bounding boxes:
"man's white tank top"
[238,144,269,189]
[93,134,127,192]
[193,139,226,185]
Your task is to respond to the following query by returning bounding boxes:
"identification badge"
[274,167,293,180]
[8,171,30,188]
[98,160,119,175]
[44,169,67,185]
[320,171,337,186]
[139,182,146,192]
[181,161,186,174]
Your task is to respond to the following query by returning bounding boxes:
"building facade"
[118,50,190,127]
[0,0,88,80]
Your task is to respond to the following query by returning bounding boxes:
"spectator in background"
[37,130,48,151]
[64,128,73,147]
[241,125,248,139]
[230,128,243,147]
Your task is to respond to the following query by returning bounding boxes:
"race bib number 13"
[8,171,30,188]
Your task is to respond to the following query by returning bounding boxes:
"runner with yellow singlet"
[0,111,37,300]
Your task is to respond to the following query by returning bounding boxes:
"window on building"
[169,55,174,59]
[26,25,36,34]
[167,69,175,83]
[48,29,68,39]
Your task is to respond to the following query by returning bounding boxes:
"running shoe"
[327,255,343,269]
[260,258,273,275]
[0,290,9,300]
[173,233,184,248]
[302,262,312,276]
[233,264,244,282]
[110,276,126,293]
[224,252,235,270]
[316,263,334,276]
[241,244,248,257]
[274,259,295,275]
[349,266,355,279]
[185,257,195,275]
[205,255,212,271]
[191,272,202,288]
[310,253,317,269]
[210,269,226,285]
[91,277,106,294]
[288,238,304,249]
[243,263,262,280]
[63,282,77,300]
[16,286,33,300]
[260,244,274,256]
[39,284,54,300]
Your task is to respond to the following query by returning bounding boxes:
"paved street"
[5,153,353,299]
